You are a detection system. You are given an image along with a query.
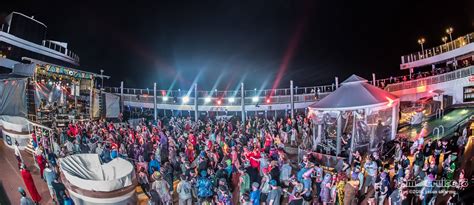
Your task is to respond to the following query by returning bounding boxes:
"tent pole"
[336,111,342,156]
[316,123,322,150]
[349,110,357,163]
[391,102,397,140]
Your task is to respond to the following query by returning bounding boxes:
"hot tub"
[60,154,137,204]
[0,116,32,149]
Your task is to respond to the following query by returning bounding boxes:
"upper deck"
[400,32,474,70]
[0,12,80,67]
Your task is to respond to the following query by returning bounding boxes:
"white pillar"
[290,80,295,119]
[335,77,339,89]
[120,81,124,113]
[153,83,157,121]
[241,83,245,124]
[89,78,94,119]
[194,83,198,121]
[372,73,376,86]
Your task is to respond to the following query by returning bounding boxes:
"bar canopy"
[309,75,399,111]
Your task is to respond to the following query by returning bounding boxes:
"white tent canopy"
[308,75,400,159]
[309,74,399,111]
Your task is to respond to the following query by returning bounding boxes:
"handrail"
[431,125,445,139]
[432,127,440,139]
[104,84,334,98]
[117,92,323,105]
[42,40,80,62]
[438,125,445,137]
[26,119,52,131]
[385,66,474,92]
[435,109,445,119]
[401,32,474,64]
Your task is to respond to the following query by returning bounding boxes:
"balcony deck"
[400,33,474,69]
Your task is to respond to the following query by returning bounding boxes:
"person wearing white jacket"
[14,140,23,167]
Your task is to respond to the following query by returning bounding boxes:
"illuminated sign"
[40,64,94,79]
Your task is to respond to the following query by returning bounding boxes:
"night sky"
[2,0,473,90]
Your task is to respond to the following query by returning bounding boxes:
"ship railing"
[104,84,334,98]
[385,65,474,92]
[370,69,448,89]
[401,32,474,64]
[110,90,325,106]
[42,40,80,62]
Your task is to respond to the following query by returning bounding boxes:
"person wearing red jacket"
[247,149,261,170]
[36,153,46,179]
[20,164,42,203]
[189,132,197,147]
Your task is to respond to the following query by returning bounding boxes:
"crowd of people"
[13,112,471,205]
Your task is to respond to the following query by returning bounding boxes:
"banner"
[41,64,93,79]
[105,93,120,118]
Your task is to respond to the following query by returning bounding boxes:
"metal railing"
[385,66,474,92]
[105,84,335,98]
[435,108,445,119]
[0,24,80,63]
[0,23,8,32]
[42,40,80,62]
[103,83,336,107]
[108,66,474,106]
[119,92,327,106]
[432,125,445,139]
[401,32,474,64]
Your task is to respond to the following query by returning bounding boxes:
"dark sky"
[2,0,473,90]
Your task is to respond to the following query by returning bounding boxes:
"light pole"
[418,38,425,57]
[446,27,453,42]
[446,27,457,68]
[100,69,104,90]
[446,27,453,50]
[442,36,448,51]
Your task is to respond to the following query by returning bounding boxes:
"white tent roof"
[309,75,399,111]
